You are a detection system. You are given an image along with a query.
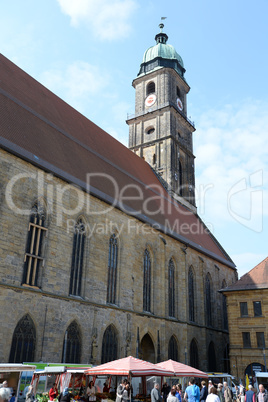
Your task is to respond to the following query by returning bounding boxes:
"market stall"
[155,360,208,391]
[84,356,174,402]
[0,364,36,400]
[31,365,92,401]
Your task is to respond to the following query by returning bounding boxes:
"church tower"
[126,24,196,212]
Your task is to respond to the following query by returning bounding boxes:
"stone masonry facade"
[224,288,268,380]
[0,147,236,368]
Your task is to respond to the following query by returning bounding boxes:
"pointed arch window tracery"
[101,325,118,363]
[168,259,175,317]
[9,314,36,363]
[205,274,212,326]
[107,234,118,305]
[23,202,47,287]
[143,249,151,312]
[168,335,178,361]
[69,218,85,296]
[62,321,81,363]
[188,267,195,322]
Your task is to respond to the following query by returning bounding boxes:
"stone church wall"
[0,148,236,368]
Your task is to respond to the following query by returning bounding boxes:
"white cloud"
[40,61,110,113]
[195,99,268,233]
[56,0,138,40]
[231,252,267,278]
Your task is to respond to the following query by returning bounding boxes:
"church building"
[0,25,237,371]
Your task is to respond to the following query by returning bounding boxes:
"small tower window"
[177,86,181,97]
[147,81,155,95]
[146,127,155,135]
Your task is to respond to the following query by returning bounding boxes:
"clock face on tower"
[176,97,183,111]
[145,94,156,107]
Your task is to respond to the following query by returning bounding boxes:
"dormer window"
[147,81,155,95]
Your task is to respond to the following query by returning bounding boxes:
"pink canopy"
[155,360,208,378]
[84,356,174,377]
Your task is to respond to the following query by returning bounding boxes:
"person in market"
[223,382,232,402]
[245,385,256,402]
[58,387,71,402]
[103,383,110,393]
[175,385,182,402]
[87,381,96,402]
[162,382,171,402]
[116,379,127,402]
[10,392,16,402]
[0,387,10,402]
[200,380,208,402]
[151,383,161,402]
[217,384,224,402]
[25,386,34,402]
[206,387,220,402]
[167,388,179,402]
[122,383,131,402]
[49,383,58,401]
[184,378,200,402]
[239,383,246,402]
[256,384,268,402]
[208,382,213,393]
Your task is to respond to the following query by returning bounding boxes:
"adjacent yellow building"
[222,257,268,382]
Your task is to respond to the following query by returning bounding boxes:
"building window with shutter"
[240,302,248,317]
[242,332,251,348]
[107,234,118,305]
[22,202,47,287]
[69,218,85,296]
[253,301,262,317]
[256,332,265,349]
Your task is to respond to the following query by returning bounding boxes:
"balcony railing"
[126,101,195,128]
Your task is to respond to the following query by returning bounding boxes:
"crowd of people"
[150,378,268,402]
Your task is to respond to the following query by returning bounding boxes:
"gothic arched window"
[9,314,36,363]
[208,341,217,371]
[23,202,47,287]
[168,335,178,361]
[101,325,118,363]
[69,218,85,296]
[147,81,155,95]
[168,259,175,317]
[190,338,199,369]
[107,234,118,305]
[222,280,228,330]
[143,249,151,312]
[178,161,183,196]
[205,274,212,326]
[188,267,195,322]
[62,321,81,363]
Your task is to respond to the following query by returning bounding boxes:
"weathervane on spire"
[159,17,167,32]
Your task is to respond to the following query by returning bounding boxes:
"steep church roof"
[0,53,235,268]
[223,257,268,292]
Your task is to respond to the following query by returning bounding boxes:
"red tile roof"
[0,53,235,268]
[223,257,268,291]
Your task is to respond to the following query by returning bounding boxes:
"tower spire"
[155,22,168,44]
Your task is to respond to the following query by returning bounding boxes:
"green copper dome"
[138,24,185,78]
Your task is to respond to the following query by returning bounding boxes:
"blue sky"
[1,0,267,278]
